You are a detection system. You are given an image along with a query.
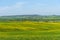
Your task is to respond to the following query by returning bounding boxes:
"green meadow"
[0,21,60,40]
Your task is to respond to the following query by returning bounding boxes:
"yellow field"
[0,21,60,40]
[0,21,60,31]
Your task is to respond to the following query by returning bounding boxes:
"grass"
[0,21,60,40]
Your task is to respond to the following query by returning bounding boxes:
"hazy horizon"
[0,0,60,16]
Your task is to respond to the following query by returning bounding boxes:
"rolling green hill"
[0,15,60,40]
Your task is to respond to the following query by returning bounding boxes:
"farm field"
[0,21,60,40]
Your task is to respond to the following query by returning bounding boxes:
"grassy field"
[0,21,60,40]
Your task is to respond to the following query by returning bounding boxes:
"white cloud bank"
[0,2,25,16]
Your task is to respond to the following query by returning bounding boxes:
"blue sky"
[0,0,60,16]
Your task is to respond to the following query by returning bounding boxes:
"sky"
[0,0,60,16]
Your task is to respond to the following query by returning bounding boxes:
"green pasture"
[0,21,60,40]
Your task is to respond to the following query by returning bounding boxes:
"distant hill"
[0,15,60,22]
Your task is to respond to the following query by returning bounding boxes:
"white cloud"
[0,2,25,16]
